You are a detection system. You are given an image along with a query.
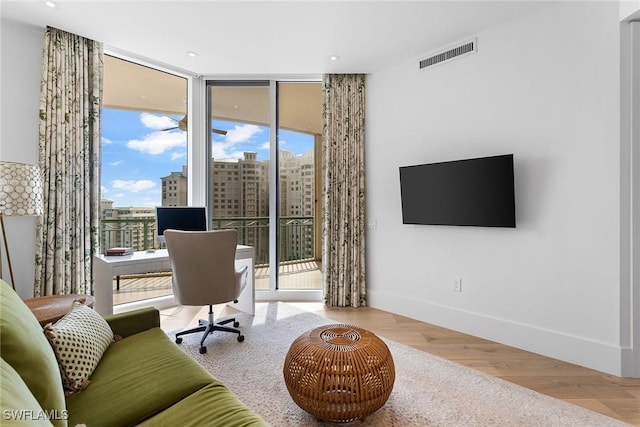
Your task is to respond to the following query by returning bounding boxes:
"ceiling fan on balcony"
[160,114,228,135]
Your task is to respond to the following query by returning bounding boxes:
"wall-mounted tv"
[155,206,208,244]
[399,154,516,227]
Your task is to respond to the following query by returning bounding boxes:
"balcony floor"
[113,260,322,306]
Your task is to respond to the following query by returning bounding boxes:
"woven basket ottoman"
[283,324,395,423]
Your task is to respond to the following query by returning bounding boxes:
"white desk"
[93,246,255,316]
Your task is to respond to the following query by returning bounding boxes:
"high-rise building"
[211,152,269,218]
[161,165,187,206]
[100,200,156,251]
[279,150,315,262]
[154,149,316,264]
[211,152,269,262]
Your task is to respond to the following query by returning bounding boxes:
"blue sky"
[101,108,313,207]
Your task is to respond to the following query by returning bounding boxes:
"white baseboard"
[256,289,323,302]
[367,289,624,376]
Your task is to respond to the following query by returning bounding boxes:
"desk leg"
[93,260,113,316]
[232,256,255,316]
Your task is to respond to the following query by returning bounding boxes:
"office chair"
[164,229,248,354]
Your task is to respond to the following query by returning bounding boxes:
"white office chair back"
[164,229,242,306]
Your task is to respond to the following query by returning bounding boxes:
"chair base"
[174,305,244,354]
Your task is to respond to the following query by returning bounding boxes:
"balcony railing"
[100,216,315,265]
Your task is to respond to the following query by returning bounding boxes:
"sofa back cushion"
[0,281,67,427]
[0,357,56,426]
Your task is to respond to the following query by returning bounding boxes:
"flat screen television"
[399,154,515,227]
[155,206,208,244]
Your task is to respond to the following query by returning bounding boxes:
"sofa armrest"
[104,307,160,338]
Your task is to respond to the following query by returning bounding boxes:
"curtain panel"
[35,27,103,296]
[321,74,366,307]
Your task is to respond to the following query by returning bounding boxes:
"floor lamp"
[0,161,44,290]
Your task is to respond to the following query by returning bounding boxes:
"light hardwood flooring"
[159,302,640,426]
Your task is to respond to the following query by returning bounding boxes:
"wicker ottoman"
[283,324,395,423]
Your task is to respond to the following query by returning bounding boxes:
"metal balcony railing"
[100,216,315,265]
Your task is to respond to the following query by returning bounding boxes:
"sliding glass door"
[207,82,272,289]
[101,55,188,306]
[207,80,322,298]
[277,82,322,291]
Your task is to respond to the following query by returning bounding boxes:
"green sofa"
[0,280,268,427]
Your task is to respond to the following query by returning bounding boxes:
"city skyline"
[101,108,314,208]
[101,148,317,262]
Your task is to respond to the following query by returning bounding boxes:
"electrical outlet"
[367,219,377,229]
[452,277,462,292]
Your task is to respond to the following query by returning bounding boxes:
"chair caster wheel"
[175,337,183,344]
[199,346,207,354]
[237,335,245,342]
[233,321,240,328]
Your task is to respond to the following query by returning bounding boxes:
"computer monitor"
[155,206,207,244]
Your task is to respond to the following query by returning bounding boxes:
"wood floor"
[160,302,640,426]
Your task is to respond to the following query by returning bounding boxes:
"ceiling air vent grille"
[419,38,477,71]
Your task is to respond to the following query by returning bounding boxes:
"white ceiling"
[0,0,554,75]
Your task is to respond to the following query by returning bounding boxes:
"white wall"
[620,0,640,20]
[0,18,44,298]
[366,1,625,375]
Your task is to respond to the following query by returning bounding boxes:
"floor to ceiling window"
[207,81,322,298]
[101,55,188,305]
[208,82,272,287]
[101,66,321,304]
[277,82,322,292]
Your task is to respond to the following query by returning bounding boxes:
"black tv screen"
[399,154,515,227]
[155,206,208,243]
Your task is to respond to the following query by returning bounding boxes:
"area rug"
[169,303,629,426]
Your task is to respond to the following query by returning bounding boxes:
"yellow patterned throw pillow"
[44,301,114,393]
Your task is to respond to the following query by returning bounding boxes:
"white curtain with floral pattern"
[34,27,103,296]
[322,74,367,307]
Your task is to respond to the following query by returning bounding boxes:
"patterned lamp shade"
[0,161,44,216]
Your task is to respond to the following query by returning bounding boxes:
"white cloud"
[259,140,286,150]
[111,179,156,193]
[224,124,262,144]
[140,113,178,130]
[102,137,113,145]
[212,142,237,160]
[141,199,160,207]
[209,124,265,160]
[229,150,250,160]
[126,131,186,155]
[171,152,186,161]
[109,160,123,166]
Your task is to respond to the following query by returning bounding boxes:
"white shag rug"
[169,303,630,427]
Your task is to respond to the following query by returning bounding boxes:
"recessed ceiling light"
[45,0,57,8]
[186,51,198,57]
[329,55,340,61]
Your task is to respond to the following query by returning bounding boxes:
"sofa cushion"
[0,280,67,427]
[44,301,114,392]
[66,328,216,427]
[137,382,269,427]
[0,357,56,426]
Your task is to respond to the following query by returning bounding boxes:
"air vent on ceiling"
[419,38,477,71]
